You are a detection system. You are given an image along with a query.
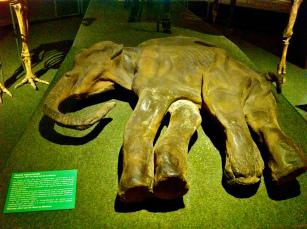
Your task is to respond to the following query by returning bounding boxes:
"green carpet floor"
[0,1,306,228]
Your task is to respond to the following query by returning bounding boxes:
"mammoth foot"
[154,147,189,200]
[118,186,152,204]
[118,144,155,203]
[224,168,262,186]
[118,176,153,203]
[153,171,189,200]
[224,154,264,186]
[264,128,307,185]
[223,127,264,186]
[118,152,154,203]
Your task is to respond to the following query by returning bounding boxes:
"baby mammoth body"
[43,36,306,203]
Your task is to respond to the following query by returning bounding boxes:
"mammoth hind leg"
[153,100,202,200]
[118,91,172,203]
[203,89,264,186]
[243,81,306,184]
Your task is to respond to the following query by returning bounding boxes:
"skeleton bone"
[0,83,12,104]
[10,0,49,89]
[0,61,12,103]
[212,0,304,86]
[0,0,49,103]
[277,0,304,79]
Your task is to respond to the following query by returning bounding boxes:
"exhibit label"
[3,170,77,213]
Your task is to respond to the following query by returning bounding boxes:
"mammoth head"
[43,41,128,130]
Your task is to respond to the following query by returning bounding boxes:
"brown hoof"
[225,174,261,186]
[265,131,307,185]
[118,162,154,203]
[154,176,189,200]
[224,159,262,186]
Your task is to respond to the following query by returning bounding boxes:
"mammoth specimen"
[43,36,306,203]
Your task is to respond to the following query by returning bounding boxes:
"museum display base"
[0,1,306,228]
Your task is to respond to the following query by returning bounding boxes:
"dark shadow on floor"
[5,40,73,88]
[58,85,137,114]
[39,115,112,145]
[153,112,170,145]
[152,111,198,149]
[222,177,260,198]
[200,108,226,162]
[263,167,301,201]
[117,146,124,183]
[114,195,185,213]
[296,104,307,113]
[188,131,198,152]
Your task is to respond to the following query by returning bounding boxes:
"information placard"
[3,170,77,213]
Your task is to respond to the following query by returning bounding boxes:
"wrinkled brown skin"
[44,36,306,203]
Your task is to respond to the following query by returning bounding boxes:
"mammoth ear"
[110,43,124,59]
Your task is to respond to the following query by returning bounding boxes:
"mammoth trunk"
[43,76,116,130]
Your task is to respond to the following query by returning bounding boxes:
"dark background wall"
[0,0,90,26]
[187,1,307,69]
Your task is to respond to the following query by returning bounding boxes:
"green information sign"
[4,170,77,213]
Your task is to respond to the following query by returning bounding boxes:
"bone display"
[10,0,49,89]
[43,36,306,203]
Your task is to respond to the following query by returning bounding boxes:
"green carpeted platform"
[1,1,306,228]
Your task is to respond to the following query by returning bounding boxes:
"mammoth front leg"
[203,89,264,186]
[11,0,49,89]
[153,100,202,200]
[244,80,306,184]
[118,90,172,203]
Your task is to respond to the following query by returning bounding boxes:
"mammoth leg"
[153,100,202,200]
[203,89,264,186]
[11,0,49,89]
[244,80,306,184]
[118,90,172,203]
